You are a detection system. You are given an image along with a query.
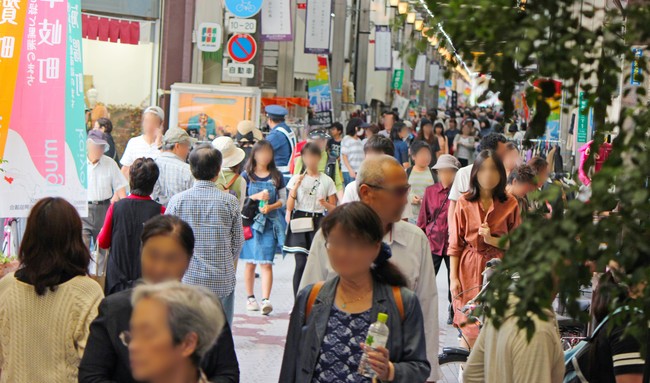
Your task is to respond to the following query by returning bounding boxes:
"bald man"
[300,155,441,382]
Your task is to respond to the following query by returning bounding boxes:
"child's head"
[250,140,274,168]
[329,122,343,139]
[433,154,461,187]
[410,141,432,168]
[301,142,322,170]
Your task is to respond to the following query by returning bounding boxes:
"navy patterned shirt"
[312,306,372,383]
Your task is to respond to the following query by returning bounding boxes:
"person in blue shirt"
[264,105,297,183]
[391,121,411,168]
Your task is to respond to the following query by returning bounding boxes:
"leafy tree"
[423,0,650,339]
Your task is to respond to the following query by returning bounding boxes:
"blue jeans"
[343,172,355,187]
[220,291,235,327]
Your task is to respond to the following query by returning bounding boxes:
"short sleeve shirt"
[586,323,648,382]
[287,173,336,213]
[449,164,473,201]
[120,135,160,166]
[340,136,365,173]
[87,155,128,201]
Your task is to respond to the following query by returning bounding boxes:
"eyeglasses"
[364,183,411,197]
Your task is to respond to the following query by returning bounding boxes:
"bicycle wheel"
[438,352,468,383]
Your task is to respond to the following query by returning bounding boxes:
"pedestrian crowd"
[0,104,646,383]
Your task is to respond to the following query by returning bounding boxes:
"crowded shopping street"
[1,0,649,382]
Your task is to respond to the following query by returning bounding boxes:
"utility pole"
[331,0,347,120]
[354,0,370,105]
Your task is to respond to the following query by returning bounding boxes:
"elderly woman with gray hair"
[124,281,226,383]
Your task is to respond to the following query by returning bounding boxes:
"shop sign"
[391,69,404,90]
[0,0,88,217]
[228,18,256,34]
[227,33,257,63]
[630,48,643,86]
[227,62,255,78]
[577,91,589,143]
[308,55,333,126]
[197,23,222,52]
[225,0,263,19]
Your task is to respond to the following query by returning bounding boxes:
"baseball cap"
[163,128,197,145]
[87,130,109,153]
[432,154,461,170]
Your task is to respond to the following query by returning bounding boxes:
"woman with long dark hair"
[0,198,104,382]
[390,121,411,168]
[433,122,449,157]
[448,150,521,348]
[340,118,365,186]
[280,202,430,383]
[240,140,287,315]
[416,118,440,167]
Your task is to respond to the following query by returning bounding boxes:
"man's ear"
[358,183,371,202]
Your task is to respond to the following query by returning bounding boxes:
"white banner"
[374,25,392,71]
[413,54,427,82]
[429,63,440,87]
[304,0,332,54]
[261,0,293,41]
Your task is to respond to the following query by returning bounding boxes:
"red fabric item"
[130,21,140,44]
[97,17,110,41]
[119,20,131,44]
[109,19,121,43]
[82,14,89,38]
[87,15,99,40]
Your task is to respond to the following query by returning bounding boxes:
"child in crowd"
[240,140,287,315]
[416,154,461,324]
[293,129,344,200]
[284,143,337,296]
[406,141,435,223]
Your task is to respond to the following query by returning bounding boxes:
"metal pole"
[277,0,297,96]
[355,0,370,105]
[331,0,347,120]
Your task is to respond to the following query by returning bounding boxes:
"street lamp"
[389,0,400,7]
[406,11,416,24]
[414,18,424,31]
[398,2,408,15]
[421,26,430,37]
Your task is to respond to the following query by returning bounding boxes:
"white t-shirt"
[120,135,160,167]
[87,155,128,201]
[287,173,337,213]
[449,164,473,201]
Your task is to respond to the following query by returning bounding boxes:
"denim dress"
[240,172,286,264]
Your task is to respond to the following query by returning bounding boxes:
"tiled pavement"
[232,254,459,382]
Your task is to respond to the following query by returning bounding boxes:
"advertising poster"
[428,63,439,87]
[0,0,87,218]
[413,54,426,82]
[308,55,333,126]
[261,0,293,41]
[374,25,391,70]
[304,0,331,54]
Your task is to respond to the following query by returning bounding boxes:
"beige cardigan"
[0,273,103,382]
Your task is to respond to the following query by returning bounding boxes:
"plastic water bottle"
[358,313,390,378]
[259,189,268,209]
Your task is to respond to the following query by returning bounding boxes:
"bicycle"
[235,0,256,13]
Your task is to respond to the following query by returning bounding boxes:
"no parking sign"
[227,34,257,63]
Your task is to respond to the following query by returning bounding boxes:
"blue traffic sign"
[225,0,263,19]
[227,34,258,63]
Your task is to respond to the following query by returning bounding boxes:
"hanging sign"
[413,54,426,82]
[304,0,332,54]
[228,18,256,34]
[261,0,292,41]
[224,0,263,19]
[227,34,257,63]
[630,48,643,86]
[429,63,439,87]
[374,25,391,71]
[391,69,404,90]
[308,55,333,126]
[197,23,222,52]
[577,91,589,143]
[0,0,87,217]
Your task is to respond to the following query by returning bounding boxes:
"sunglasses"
[364,183,411,197]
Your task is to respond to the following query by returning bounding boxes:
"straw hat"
[236,120,263,142]
[212,136,246,168]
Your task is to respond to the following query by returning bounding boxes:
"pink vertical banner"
[10,0,67,184]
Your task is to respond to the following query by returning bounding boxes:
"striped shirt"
[408,168,435,219]
[166,181,244,297]
[340,136,364,173]
[152,152,195,206]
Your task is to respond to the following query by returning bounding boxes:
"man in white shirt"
[121,106,165,181]
[151,128,196,206]
[85,130,128,273]
[300,155,441,382]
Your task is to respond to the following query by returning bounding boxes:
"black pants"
[458,158,469,168]
[433,254,452,304]
[292,252,308,297]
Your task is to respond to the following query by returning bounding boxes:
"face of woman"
[140,235,191,284]
[326,225,381,280]
[434,126,444,136]
[302,152,321,170]
[423,124,433,137]
[503,150,520,171]
[129,298,195,382]
[477,157,502,192]
[399,128,409,139]
[255,147,273,167]
[462,125,472,135]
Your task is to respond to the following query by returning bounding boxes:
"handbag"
[241,198,259,227]
[243,225,253,240]
[290,217,314,234]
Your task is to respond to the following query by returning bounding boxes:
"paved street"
[232,253,458,382]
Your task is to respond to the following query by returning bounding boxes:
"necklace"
[338,288,372,309]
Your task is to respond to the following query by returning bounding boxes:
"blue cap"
[265,105,288,117]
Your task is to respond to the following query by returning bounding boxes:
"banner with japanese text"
[308,55,333,126]
[0,0,87,218]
